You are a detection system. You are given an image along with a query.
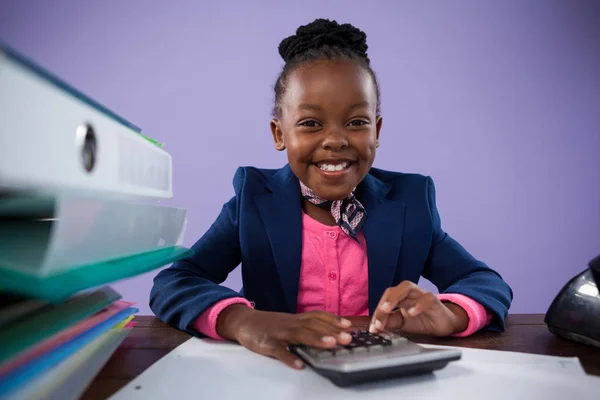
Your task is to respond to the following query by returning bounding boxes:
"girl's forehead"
[291,59,369,86]
[284,60,376,108]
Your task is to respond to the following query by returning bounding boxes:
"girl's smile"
[312,159,355,179]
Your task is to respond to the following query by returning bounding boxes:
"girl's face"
[271,59,382,201]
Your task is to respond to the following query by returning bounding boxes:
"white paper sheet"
[110,338,600,400]
[421,343,587,375]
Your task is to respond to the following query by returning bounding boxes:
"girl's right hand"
[216,304,353,369]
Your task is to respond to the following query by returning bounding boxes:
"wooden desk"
[82,314,600,399]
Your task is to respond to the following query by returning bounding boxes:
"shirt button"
[329,272,337,280]
[327,231,337,239]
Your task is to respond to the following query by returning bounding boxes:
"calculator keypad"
[305,330,408,359]
[346,330,392,348]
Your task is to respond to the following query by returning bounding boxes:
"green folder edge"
[138,133,165,148]
[0,246,193,302]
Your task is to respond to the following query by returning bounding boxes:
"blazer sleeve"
[421,177,513,332]
[149,170,246,337]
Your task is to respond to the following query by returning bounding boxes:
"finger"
[384,310,404,330]
[399,297,418,308]
[400,307,410,319]
[370,282,425,333]
[284,326,342,349]
[376,282,422,314]
[303,319,353,345]
[299,311,352,329]
[406,292,439,317]
[378,299,415,330]
[272,344,305,370]
[392,299,418,314]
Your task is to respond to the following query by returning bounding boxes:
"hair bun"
[278,19,369,63]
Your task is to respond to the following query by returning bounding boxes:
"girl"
[150,18,513,370]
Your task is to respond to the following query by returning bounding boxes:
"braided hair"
[273,19,381,117]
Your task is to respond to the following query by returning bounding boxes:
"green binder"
[0,246,193,302]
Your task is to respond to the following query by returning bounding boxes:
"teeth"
[318,162,349,171]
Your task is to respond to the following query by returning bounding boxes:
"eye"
[298,120,320,128]
[348,119,369,127]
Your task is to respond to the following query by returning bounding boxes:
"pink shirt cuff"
[437,293,492,337]
[193,297,254,340]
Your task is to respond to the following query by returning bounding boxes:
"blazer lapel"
[254,165,303,313]
[358,174,406,314]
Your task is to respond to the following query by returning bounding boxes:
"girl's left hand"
[369,281,469,336]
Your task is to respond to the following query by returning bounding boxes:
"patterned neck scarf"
[300,181,366,241]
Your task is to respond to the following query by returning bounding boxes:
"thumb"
[383,311,404,330]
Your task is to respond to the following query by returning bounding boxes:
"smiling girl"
[150,18,513,370]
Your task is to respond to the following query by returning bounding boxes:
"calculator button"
[316,350,333,359]
[391,337,408,345]
[368,344,384,352]
[335,348,350,357]
[305,348,321,356]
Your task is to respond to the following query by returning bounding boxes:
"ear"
[270,119,286,151]
[375,115,383,148]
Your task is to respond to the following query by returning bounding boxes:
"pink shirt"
[195,212,491,339]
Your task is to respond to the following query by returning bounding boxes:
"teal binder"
[0,246,193,302]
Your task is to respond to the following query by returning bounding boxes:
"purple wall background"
[1,0,598,315]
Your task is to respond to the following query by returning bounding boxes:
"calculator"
[289,330,461,387]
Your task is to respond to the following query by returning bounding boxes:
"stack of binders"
[0,42,192,399]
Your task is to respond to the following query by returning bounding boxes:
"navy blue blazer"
[150,165,513,337]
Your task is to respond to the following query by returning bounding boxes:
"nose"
[321,128,349,151]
